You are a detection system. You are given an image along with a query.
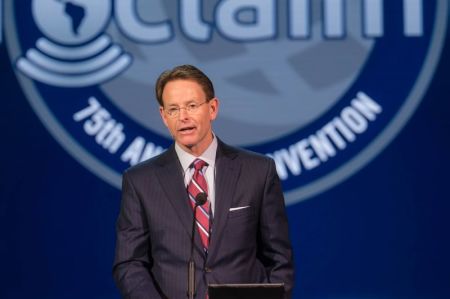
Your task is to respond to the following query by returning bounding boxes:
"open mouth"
[179,126,196,134]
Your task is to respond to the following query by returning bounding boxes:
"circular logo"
[4,0,448,205]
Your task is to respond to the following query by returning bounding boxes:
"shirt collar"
[175,134,217,172]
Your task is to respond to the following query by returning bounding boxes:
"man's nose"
[178,107,189,119]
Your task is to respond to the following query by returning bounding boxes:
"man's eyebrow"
[167,99,199,106]
[187,100,200,104]
[164,101,179,107]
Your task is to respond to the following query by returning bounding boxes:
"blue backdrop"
[1,2,450,299]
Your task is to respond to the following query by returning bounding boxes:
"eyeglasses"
[164,100,209,118]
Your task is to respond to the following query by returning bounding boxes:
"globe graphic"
[32,0,111,45]
[101,1,374,146]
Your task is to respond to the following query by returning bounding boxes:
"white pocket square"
[229,206,250,211]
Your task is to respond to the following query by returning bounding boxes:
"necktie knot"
[191,158,207,171]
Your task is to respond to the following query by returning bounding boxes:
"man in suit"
[113,65,294,298]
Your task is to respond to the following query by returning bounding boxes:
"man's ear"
[159,106,169,127]
[209,97,219,121]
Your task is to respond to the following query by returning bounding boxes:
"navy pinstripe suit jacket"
[113,139,294,298]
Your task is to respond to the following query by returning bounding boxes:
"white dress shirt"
[175,135,217,215]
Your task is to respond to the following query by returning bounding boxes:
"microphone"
[195,192,207,206]
[188,192,208,299]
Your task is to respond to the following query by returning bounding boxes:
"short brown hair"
[155,64,215,106]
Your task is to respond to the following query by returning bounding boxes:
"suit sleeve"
[258,159,295,299]
[113,171,164,299]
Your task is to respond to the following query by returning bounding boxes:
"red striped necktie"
[187,159,210,252]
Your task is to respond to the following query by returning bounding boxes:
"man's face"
[159,79,219,156]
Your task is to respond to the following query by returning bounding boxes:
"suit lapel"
[208,141,241,261]
[155,146,203,250]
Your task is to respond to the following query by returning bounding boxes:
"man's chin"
[176,137,196,149]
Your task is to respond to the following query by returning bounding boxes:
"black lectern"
[208,283,284,299]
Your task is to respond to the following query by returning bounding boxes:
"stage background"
[1,2,450,299]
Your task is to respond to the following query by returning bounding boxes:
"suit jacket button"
[204,267,212,273]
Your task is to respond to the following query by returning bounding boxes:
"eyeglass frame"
[163,100,211,118]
